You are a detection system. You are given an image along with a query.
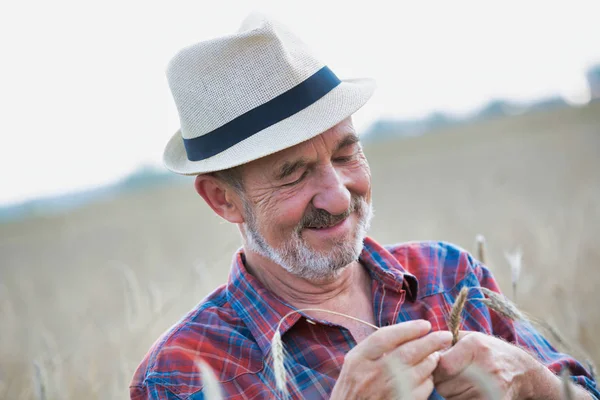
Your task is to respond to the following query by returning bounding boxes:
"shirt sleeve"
[472,260,600,399]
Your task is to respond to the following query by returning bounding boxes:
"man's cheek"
[265,210,304,236]
[345,163,371,192]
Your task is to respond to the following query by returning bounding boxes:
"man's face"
[237,118,373,280]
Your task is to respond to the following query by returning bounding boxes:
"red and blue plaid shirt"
[130,237,599,399]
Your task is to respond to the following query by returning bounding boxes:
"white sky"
[0,0,598,206]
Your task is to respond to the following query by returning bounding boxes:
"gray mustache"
[300,196,362,229]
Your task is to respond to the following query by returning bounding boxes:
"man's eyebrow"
[274,134,359,181]
[275,158,309,180]
[334,133,360,152]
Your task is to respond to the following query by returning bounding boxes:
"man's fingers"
[433,331,477,383]
[411,376,435,400]
[353,320,431,360]
[389,330,452,366]
[409,351,441,385]
[434,373,475,399]
[383,350,440,390]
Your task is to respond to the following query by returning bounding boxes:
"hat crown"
[167,14,324,140]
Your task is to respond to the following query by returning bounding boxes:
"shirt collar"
[225,237,418,355]
[360,237,418,301]
[226,251,300,355]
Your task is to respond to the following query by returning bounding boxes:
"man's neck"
[242,249,375,328]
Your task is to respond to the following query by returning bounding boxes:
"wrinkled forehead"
[245,118,358,173]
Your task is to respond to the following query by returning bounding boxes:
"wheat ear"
[449,287,469,345]
[271,308,380,396]
[270,330,289,397]
[478,287,525,322]
[476,289,596,380]
[196,360,224,400]
[560,368,575,400]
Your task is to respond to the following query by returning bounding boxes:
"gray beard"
[242,198,373,281]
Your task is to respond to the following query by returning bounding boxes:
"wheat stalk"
[470,241,593,380]
[271,308,380,397]
[277,308,380,331]
[504,249,522,302]
[478,287,525,322]
[560,368,575,400]
[449,287,469,345]
[534,320,574,352]
[531,319,597,379]
[196,360,224,400]
[475,234,487,264]
[476,287,598,384]
[585,360,596,382]
[32,361,47,400]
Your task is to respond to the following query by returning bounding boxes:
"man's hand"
[330,320,452,400]
[433,331,593,400]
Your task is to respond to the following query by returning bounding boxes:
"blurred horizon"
[1,89,599,209]
[1,95,598,221]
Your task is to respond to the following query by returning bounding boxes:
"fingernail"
[409,319,431,330]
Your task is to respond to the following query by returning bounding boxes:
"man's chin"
[300,234,347,254]
[289,257,353,282]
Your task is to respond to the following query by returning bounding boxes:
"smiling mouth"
[306,217,347,230]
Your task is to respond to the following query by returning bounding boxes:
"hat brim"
[163,78,376,175]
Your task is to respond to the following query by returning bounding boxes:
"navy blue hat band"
[183,66,341,161]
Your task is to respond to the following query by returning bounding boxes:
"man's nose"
[311,164,351,216]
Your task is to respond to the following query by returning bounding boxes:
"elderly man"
[130,14,599,400]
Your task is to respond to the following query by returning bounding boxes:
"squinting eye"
[333,155,354,163]
[284,170,308,186]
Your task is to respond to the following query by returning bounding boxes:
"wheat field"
[1,103,599,399]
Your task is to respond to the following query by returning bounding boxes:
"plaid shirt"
[130,237,599,399]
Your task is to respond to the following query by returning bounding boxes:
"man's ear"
[194,175,245,224]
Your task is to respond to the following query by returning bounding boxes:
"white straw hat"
[163,13,376,175]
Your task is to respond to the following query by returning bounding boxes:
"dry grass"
[476,234,487,265]
[449,275,594,398]
[475,284,598,388]
[504,248,522,301]
[1,103,599,398]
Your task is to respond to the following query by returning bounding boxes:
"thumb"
[354,320,432,360]
[434,331,476,383]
